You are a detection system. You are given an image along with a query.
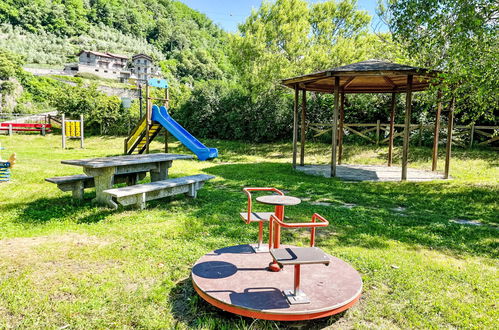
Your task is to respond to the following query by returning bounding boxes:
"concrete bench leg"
[86,167,118,209]
[126,172,147,186]
[135,193,146,209]
[150,161,172,182]
[126,174,137,186]
[187,183,198,198]
[71,181,84,200]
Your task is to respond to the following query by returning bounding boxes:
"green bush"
[0,81,15,94]
[51,83,130,135]
[0,49,23,80]
[177,80,293,142]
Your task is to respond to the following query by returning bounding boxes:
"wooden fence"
[0,113,51,125]
[309,122,498,148]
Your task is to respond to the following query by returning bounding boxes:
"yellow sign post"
[62,114,84,149]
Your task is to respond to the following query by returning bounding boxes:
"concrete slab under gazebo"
[282,59,455,181]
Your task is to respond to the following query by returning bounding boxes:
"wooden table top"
[61,153,193,168]
[256,195,301,206]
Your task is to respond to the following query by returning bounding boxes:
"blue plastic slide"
[151,105,218,161]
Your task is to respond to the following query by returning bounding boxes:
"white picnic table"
[62,153,193,208]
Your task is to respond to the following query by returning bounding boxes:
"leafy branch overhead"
[380,0,499,121]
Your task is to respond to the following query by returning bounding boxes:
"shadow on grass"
[168,277,345,329]
[195,139,498,165]
[201,162,498,259]
[373,145,499,165]
[15,195,116,224]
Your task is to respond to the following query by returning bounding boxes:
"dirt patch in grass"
[0,233,116,286]
[0,233,112,258]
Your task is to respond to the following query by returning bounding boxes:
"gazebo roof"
[282,59,441,94]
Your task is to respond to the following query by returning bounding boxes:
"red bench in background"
[0,123,52,135]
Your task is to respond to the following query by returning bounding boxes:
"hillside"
[1,0,494,140]
[0,0,232,82]
[0,0,235,120]
[0,23,165,66]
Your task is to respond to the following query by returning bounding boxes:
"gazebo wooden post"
[331,77,340,177]
[401,75,413,180]
[338,91,345,165]
[300,89,306,166]
[292,85,299,169]
[387,92,397,166]
[444,96,455,179]
[432,90,442,171]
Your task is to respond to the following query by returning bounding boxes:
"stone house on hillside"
[64,50,160,82]
[131,54,160,81]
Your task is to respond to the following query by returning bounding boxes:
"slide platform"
[151,105,218,161]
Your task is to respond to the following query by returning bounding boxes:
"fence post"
[80,115,84,149]
[418,123,423,146]
[376,120,380,145]
[469,124,475,149]
[61,114,66,149]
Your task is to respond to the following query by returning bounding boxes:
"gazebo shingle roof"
[282,60,440,93]
[326,59,431,73]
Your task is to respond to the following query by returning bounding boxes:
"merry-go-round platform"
[191,244,363,321]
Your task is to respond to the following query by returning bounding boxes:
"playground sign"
[62,114,84,149]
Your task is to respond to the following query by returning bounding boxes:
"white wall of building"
[70,51,159,82]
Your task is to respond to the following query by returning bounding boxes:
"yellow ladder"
[124,116,162,154]
[134,123,162,154]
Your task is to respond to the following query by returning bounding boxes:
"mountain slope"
[0,0,232,82]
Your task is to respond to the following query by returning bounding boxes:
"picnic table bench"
[45,172,147,199]
[49,153,202,208]
[0,123,52,135]
[103,174,215,209]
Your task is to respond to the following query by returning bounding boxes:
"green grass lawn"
[0,134,497,329]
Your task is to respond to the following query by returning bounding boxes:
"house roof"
[107,52,129,59]
[281,59,441,94]
[132,53,153,61]
[77,50,129,60]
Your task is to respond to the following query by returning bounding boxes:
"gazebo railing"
[308,122,498,148]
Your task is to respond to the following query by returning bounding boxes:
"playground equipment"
[0,144,16,182]
[268,213,330,304]
[240,187,285,252]
[61,114,84,149]
[191,188,362,321]
[152,105,218,161]
[124,79,218,160]
[0,123,52,135]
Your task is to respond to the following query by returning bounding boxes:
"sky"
[178,0,388,33]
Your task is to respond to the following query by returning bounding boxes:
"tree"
[381,0,499,122]
[230,0,375,93]
[52,83,124,134]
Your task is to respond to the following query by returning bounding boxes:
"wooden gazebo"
[282,59,454,181]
